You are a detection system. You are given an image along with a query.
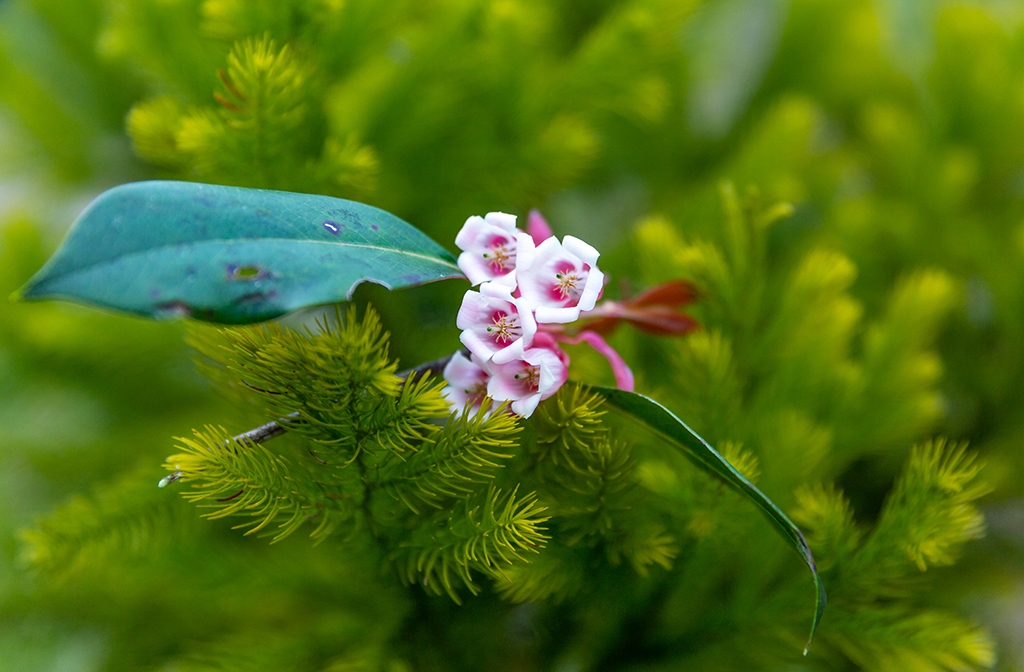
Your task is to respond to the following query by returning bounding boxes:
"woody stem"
[229,351,461,446]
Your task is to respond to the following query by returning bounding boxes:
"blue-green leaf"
[16,181,464,323]
[593,385,826,654]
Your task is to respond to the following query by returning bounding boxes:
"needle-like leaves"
[593,385,827,654]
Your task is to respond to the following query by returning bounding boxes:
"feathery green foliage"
[373,402,519,511]
[19,466,203,579]
[10,192,997,670]
[166,424,352,542]
[189,307,445,453]
[128,33,378,196]
[176,309,550,605]
[4,0,1021,669]
[393,485,550,600]
[793,440,994,671]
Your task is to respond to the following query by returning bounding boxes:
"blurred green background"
[3,0,1024,670]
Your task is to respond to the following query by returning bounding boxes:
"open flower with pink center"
[454,212,535,287]
[486,334,569,418]
[457,282,537,365]
[517,235,605,324]
[441,351,492,414]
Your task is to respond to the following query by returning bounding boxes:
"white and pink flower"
[517,235,605,324]
[454,212,535,287]
[485,334,569,419]
[442,210,675,419]
[441,351,492,414]
[457,282,537,365]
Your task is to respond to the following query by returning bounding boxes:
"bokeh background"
[3,0,1024,670]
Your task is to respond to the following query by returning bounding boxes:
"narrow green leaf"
[18,181,464,323]
[593,385,827,653]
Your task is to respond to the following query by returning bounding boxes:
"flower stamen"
[488,314,516,343]
[555,271,580,298]
[464,381,488,401]
[513,365,541,391]
[486,244,512,272]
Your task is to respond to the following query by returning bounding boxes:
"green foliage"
[530,385,675,573]
[793,440,994,671]
[392,485,549,600]
[179,308,552,603]
[19,466,203,579]
[7,183,997,670]
[189,307,444,449]
[17,181,463,323]
[373,402,519,511]
[5,0,1024,670]
[127,34,379,195]
[851,440,987,582]
[167,425,351,542]
[615,188,990,670]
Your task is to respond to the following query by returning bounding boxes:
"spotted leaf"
[16,181,464,323]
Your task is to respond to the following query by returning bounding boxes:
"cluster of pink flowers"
[442,211,623,418]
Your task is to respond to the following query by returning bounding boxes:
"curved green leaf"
[16,181,464,323]
[593,385,827,654]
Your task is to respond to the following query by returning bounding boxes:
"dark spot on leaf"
[227,264,270,282]
[323,220,341,235]
[149,288,161,299]
[255,208,271,218]
[370,224,380,231]
[402,274,422,283]
[339,210,361,227]
[233,290,278,305]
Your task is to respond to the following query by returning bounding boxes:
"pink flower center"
[549,261,588,304]
[463,380,488,404]
[512,365,541,392]
[482,235,515,273]
[485,310,519,344]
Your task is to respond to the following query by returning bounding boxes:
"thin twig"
[228,351,460,447]
[236,417,294,444]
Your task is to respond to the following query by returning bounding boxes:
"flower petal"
[454,215,488,250]
[576,266,604,313]
[561,330,634,391]
[527,209,554,243]
[512,395,541,418]
[456,290,492,330]
[460,329,498,363]
[443,350,487,388]
[514,230,537,273]
[441,351,491,413]
[562,235,600,265]
[535,305,582,324]
[491,339,527,365]
[457,250,500,286]
[457,287,536,363]
[454,214,524,286]
[485,212,517,230]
